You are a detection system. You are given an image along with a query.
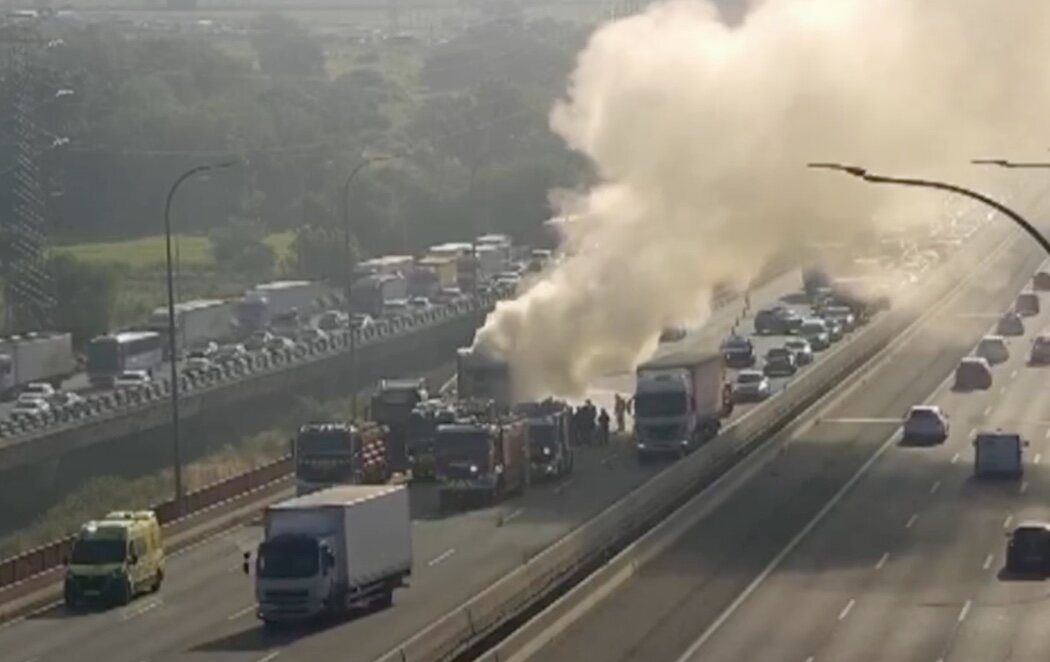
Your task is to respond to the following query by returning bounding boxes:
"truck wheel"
[375,588,394,609]
[64,585,79,610]
[116,579,133,606]
[151,569,164,593]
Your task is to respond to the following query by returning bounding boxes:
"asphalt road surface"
[0,268,862,662]
[528,229,1047,662]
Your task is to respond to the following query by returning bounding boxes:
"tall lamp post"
[342,154,398,419]
[807,163,1050,258]
[164,159,238,514]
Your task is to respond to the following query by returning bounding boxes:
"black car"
[722,335,756,367]
[953,357,993,390]
[1016,292,1041,317]
[1034,271,1050,291]
[763,348,798,377]
[754,306,802,335]
[996,312,1025,337]
[1006,523,1050,575]
[1031,334,1050,365]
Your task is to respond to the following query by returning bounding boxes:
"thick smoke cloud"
[474,0,1048,399]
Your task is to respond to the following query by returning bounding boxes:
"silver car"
[903,405,949,444]
[733,370,771,402]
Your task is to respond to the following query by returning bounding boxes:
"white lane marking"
[983,405,993,417]
[600,453,619,466]
[227,603,256,620]
[958,599,972,623]
[999,386,1008,395]
[256,652,281,662]
[983,554,994,571]
[1011,369,1019,379]
[553,479,573,495]
[426,548,456,567]
[805,657,815,662]
[1004,515,1014,530]
[1045,427,1050,439]
[838,598,855,621]
[875,552,889,570]
[968,427,976,438]
[1035,453,1043,465]
[820,418,899,424]
[674,416,903,660]
[930,481,941,495]
[121,598,162,621]
[1021,481,1029,495]
[951,452,961,464]
[503,508,525,523]
[906,514,919,529]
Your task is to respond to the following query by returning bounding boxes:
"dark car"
[1006,522,1050,575]
[1034,271,1050,291]
[954,357,993,390]
[1031,334,1050,365]
[996,312,1025,337]
[1016,292,1041,317]
[763,347,798,376]
[722,335,756,367]
[754,306,802,335]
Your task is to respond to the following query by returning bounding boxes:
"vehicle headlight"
[469,464,478,474]
[542,447,551,456]
[637,442,647,450]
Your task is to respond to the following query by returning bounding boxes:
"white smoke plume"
[473,0,1049,399]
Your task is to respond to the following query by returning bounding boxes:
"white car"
[16,392,48,406]
[298,327,329,343]
[903,405,949,444]
[184,355,214,373]
[11,398,51,421]
[21,382,56,399]
[114,370,151,389]
[733,370,771,402]
[51,391,84,407]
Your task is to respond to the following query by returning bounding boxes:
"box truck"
[235,281,333,334]
[634,351,729,460]
[974,431,1027,479]
[147,299,235,359]
[434,408,528,512]
[0,332,76,398]
[246,485,412,625]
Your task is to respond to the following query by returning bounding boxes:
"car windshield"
[71,538,127,565]
[908,409,938,420]
[801,322,825,333]
[738,373,763,384]
[635,392,688,417]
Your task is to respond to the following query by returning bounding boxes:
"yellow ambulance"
[64,510,165,608]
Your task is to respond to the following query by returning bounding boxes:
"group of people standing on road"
[569,395,633,447]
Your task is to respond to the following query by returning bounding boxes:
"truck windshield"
[257,538,319,579]
[435,431,490,461]
[297,431,353,454]
[528,425,556,446]
[635,392,688,417]
[71,538,127,565]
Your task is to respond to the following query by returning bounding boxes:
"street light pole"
[807,163,1050,258]
[164,159,238,514]
[341,154,396,420]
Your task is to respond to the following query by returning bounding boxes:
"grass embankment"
[53,232,295,327]
[0,392,356,558]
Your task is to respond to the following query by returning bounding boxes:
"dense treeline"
[1,14,586,256]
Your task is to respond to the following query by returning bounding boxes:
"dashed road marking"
[1036,453,1043,465]
[1011,369,1019,379]
[875,552,889,570]
[503,508,525,523]
[906,514,919,529]
[983,405,993,417]
[256,652,281,662]
[1021,481,1029,495]
[983,554,995,571]
[838,598,855,621]
[227,604,256,620]
[1004,515,1014,530]
[427,548,456,567]
[951,452,961,464]
[930,481,941,495]
[958,599,972,623]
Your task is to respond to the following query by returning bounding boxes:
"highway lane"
[526,227,1043,662]
[0,269,821,662]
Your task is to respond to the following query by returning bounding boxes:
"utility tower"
[0,17,56,333]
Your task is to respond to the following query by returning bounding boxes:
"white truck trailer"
[634,351,728,460]
[236,280,334,334]
[0,332,76,398]
[246,485,412,625]
[147,299,235,357]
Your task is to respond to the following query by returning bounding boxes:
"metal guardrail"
[374,217,1008,662]
[0,292,506,441]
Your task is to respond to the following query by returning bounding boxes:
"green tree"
[48,254,118,346]
[289,224,356,283]
[251,15,325,78]
[209,218,275,276]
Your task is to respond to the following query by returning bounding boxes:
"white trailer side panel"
[690,356,725,419]
[1,334,75,386]
[342,485,411,588]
